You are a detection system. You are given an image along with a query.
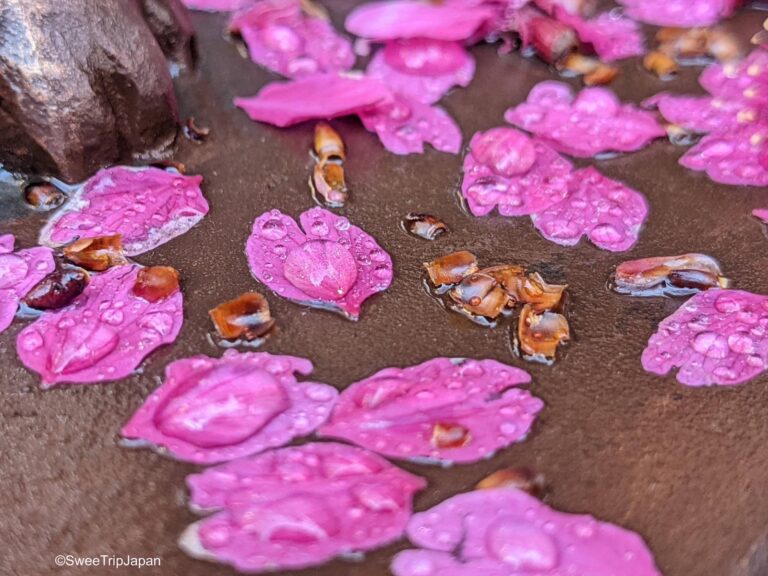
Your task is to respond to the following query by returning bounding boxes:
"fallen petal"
[318,357,543,464]
[642,289,768,386]
[39,166,208,256]
[616,0,742,27]
[122,350,337,463]
[680,127,768,187]
[0,235,55,333]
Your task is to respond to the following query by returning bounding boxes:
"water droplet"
[692,331,729,358]
[260,218,287,240]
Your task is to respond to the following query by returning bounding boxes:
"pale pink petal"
[555,9,645,62]
[366,39,475,104]
[392,488,661,576]
[0,236,55,334]
[230,0,354,78]
[39,167,208,256]
[531,167,649,252]
[642,289,768,386]
[461,127,573,217]
[643,93,756,134]
[121,350,337,464]
[505,81,666,158]
[245,207,392,320]
[16,264,184,388]
[235,74,391,126]
[680,127,768,187]
[754,208,768,223]
[616,0,742,27]
[318,357,543,465]
[345,1,497,41]
[358,94,462,154]
[180,442,425,572]
[699,49,768,106]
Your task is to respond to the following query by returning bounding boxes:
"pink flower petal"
[235,73,391,126]
[245,207,392,320]
[555,9,645,62]
[531,167,649,252]
[345,1,497,41]
[230,0,354,78]
[358,94,463,154]
[699,49,768,107]
[680,127,768,187]
[39,167,208,256]
[754,208,768,224]
[0,235,55,333]
[616,0,742,27]
[16,264,183,388]
[180,442,426,573]
[505,81,666,158]
[642,289,768,386]
[182,0,252,11]
[461,127,573,217]
[644,93,756,134]
[318,357,543,465]
[366,39,475,104]
[121,350,337,464]
[392,488,661,576]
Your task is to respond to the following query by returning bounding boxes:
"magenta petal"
[0,235,55,334]
[556,9,645,62]
[182,0,252,11]
[235,74,391,127]
[392,488,661,576]
[359,94,462,155]
[16,264,183,388]
[461,127,573,217]
[644,93,754,134]
[642,289,768,387]
[180,442,426,573]
[366,39,475,104]
[230,0,354,78]
[246,207,392,320]
[699,49,768,107]
[39,167,208,256]
[505,81,666,158]
[531,167,648,252]
[121,350,337,464]
[680,127,768,187]
[754,208,768,224]
[616,0,741,27]
[345,1,496,41]
[318,358,543,465]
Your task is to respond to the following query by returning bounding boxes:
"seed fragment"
[643,50,678,79]
[209,292,275,341]
[583,63,619,86]
[310,162,348,208]
[402,213,448,240]
[183,117,210,143]
[612,253,729,297]
[314,122,345,161]
[530,16,579,64]
[518,304,570,360]
[63,234,128,271]
[449,274,509,319]
[431,422,471,449]
[132,266,181,303]
[424,250,479,286]
[24,182,66,211]
[475,467,546,498]
[23,267,89,311]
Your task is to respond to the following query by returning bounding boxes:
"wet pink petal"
[235,73,392,127]
[0,235,55,333]
[366,39,475,104]
[699,49,768,106]
[531,167,649,252]
[180,442,426,572]
[680,126,768,187]
[643,93,756,134]
[642,289,768,386]
[616,0,742,27]
[505,81,666,158]
[230,0,354,78]
[345,1,497,41]
[461,127,573,217]
[754,208,768,224]
[318,357,543,465]
[121,350,338,464]
[555,9,645,62]
[359,94,462,155]
[245,207,392,320]
[182,0,252,11]
[16,264,183,388]
[39,167,208,256]
[392,488,661,576]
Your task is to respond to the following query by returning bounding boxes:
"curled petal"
[122,350,337,463]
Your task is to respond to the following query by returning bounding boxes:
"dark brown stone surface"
[1,3,768,576]
[0,0,181,183]
[137,0,197,66]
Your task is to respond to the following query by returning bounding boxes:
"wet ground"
[2,3,768,576]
